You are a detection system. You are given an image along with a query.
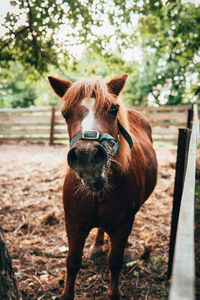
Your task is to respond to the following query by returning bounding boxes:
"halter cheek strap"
[117,119,133,149]
[69,119,133,155]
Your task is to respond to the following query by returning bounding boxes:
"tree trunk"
[0,227,20,300]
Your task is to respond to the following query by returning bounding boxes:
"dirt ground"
[0,144,197,299]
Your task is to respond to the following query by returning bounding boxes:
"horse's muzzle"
[67,143,108,169]
[67,143,108,192]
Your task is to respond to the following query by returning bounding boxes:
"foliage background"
[0,0,199,108]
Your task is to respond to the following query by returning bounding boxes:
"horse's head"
[48,74,130,192]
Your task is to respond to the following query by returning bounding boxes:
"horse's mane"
[116,99,132,172]
[62,76,132,172]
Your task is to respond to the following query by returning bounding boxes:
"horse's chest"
[65,193,133,229]
[97,196,134,227]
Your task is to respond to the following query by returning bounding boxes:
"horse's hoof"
[61,292,74,300]
[107,294,125,300]
[124,250,133,263]
[107,292,120,300]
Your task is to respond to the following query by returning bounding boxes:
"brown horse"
[48,74,157,300]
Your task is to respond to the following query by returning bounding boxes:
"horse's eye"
[110,104,119,115]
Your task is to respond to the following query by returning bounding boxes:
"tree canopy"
[0,0,199,107]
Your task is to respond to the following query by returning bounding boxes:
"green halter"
[69,119,133,155]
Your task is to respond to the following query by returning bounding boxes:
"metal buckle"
[82,130,100,140]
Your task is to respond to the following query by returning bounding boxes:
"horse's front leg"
[61,221,89,300]
[107,218,134,300]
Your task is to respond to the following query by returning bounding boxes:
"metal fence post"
[167,128,191,278]
[187,106,194,129]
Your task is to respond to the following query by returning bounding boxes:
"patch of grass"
[161,282,170,300]
[153,141,177,147]
[147,255,169,299]
[149,255,166,272]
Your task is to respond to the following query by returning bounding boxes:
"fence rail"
[0,107,52,143]
[0,105,194,144]
[168,104,199,300]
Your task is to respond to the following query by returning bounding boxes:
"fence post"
[49,107,55,145]
[187,106,194,129]
[167,128,191,279]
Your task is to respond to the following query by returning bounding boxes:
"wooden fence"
[168,104,199,300]
[0,107,52,143]
[0,105,193,144]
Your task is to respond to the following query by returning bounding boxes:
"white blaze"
[81,98,95,131]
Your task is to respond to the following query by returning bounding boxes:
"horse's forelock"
[62,77,115,113]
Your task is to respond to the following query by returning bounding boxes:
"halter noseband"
[69,119,133,155]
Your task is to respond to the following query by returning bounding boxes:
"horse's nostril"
[67,147,77,168]
[92,145,107,166]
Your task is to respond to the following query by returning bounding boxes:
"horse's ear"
[48,76,71,98]
[107,74,128,96]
